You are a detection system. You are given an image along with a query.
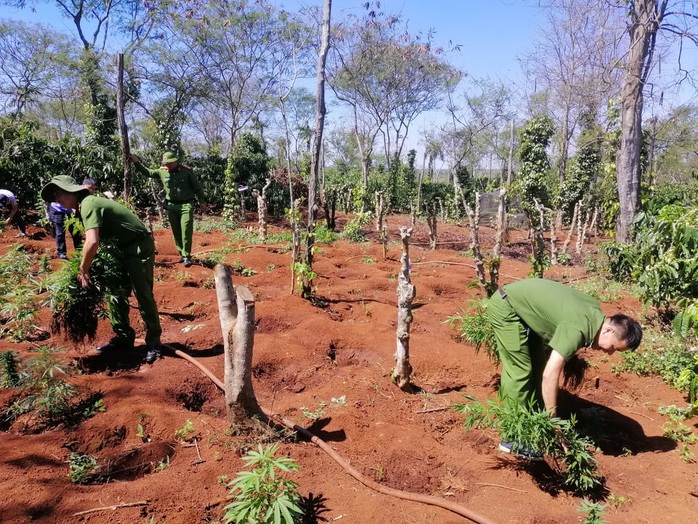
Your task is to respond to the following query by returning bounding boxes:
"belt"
[498,287,509,301]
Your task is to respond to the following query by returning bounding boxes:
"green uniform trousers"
[167,201,195,258]
[486,291,548,409]
[108,234,162,346]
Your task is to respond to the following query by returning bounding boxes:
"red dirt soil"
[0,214,696,524]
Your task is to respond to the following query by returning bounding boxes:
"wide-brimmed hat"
[41,175,90,202]
[162,151,178,163]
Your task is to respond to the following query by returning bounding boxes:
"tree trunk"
[426,201,438,250]
[116,54,132,199]
[302,0,331,299]
[213,264,264,426]
[392,227,415,390]
[616,0,666,242]
[374,190,385,232]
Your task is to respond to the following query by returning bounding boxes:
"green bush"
[342,212,372,243]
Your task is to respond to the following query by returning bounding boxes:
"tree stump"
[214,264,264,427]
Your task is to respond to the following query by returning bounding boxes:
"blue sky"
[4,0,541,83]
[3,0,543,156]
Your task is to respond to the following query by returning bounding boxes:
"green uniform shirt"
[502,278,605,361]
[80,195,149,246]
[134,161,204,203]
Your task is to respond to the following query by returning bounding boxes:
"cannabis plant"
[452,395,603,495]
[4,346,76,425]
[0,350,22,387]
[45,248,126,343]
[445,300,498,363]
[223,444,303,524]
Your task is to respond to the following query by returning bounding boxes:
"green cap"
[162,151,178,163]
[41,175,90,202]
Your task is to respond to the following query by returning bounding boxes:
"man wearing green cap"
[41,175,163,364]
[130,152,206,268]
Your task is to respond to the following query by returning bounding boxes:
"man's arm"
[78,227,100,288]
[6,199,19,223]
[541,350,566,417]
[129,154,158,179]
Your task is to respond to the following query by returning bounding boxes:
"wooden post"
[392,227,415,390]
[252,178,272,243]
[214,264,264,426]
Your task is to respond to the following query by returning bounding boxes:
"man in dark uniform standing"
[41,175,163,364]
[131,151,206,267]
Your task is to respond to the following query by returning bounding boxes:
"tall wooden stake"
[392,227,415,390]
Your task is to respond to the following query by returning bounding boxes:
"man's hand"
[555,427,569,453]
[77,267,91,288]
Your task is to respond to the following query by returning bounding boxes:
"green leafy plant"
[45,249,126,343]
[0,350,21,387]
[342,212,372,243]
[613,329,698,408]
[300,402,327,421]
[1,288,42,341]
[230,260,258,277]
[0,246,49,342]
[578,498,606,524]
[154,456,171,472]
[528,253,551,279]
[292,261,317,299]
[67,452,100,484]
[174,419,195,441]
[445,299,498,363]
[5,346,77,425]
[452,396,603,495]
[314,225,338,244]
[222,444,303,524]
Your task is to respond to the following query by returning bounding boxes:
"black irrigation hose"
[165,344,497,524]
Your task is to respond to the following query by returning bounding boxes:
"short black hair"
[609,313,643,350]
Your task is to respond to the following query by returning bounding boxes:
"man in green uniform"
[41,175,163,364]
[130,151,206,267]
[486,278,642,458]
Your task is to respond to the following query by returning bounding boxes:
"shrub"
[342,212,372,243]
